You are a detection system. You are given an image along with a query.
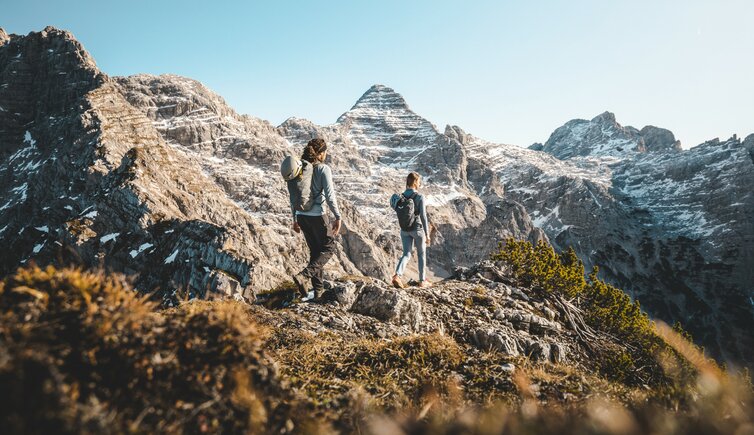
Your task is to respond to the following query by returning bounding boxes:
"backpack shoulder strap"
[312,163,327,202]
[411,192,421,214]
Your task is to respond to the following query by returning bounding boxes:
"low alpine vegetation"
[492,238,707,391]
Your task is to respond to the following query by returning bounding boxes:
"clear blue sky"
[4,1,754,148]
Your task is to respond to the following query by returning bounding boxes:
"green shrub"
[491,239,585,298]
[491,239,670,386]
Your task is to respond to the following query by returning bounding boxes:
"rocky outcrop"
[0,28,304,304]
[256,259,580,367]
[639,125,682,152]
[350,285,423,330]
[538,111,645,159]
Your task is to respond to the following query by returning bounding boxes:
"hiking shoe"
[392,275,405,289]
[313,288,324,300]
[292,273,311,297]
[418,280,432,289]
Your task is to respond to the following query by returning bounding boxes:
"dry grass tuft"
[272,331,462,407]
[0,265,292,434]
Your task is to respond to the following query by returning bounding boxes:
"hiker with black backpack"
[390,172,431,289]
[280,138,342,299]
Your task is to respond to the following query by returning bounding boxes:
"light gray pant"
[395,229,426,281]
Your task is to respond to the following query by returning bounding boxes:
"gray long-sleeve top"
[293,163,342,222]
[390,188,429,237]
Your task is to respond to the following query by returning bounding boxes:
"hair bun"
[302,138,327,163]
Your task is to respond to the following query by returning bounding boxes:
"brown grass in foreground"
[377,323,753,435]
[0,265,303,434]
[0,265,752,434]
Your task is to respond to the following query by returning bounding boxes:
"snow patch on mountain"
[613,137,753,242]
[100,233,120,243]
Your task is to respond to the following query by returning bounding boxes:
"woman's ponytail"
[302,138,328,163]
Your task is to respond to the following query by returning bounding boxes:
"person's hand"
[426,236,431,246]
[293,222,301,233]
[332,219,342,236]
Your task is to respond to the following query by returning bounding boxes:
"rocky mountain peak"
[348,84,409,111]
[444,125,472,145]
[335,84,440,151]
[536,111,684,160]
[0,25,104,158]
[537,112,642,159]
[591,111,618,124]
[37,26,99,69]
[115,73,237,129]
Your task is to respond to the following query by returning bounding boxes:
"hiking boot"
[418,280,432,289]
[391,274,405,289]
[292,272,311,297]
[313,288,324,300]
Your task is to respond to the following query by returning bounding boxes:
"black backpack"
[395,192,418,231]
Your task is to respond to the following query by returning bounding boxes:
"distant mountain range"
[1,27,752,367]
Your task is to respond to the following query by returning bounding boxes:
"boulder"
[527,341,551,363]
[322,281,360,309]
[206,269,250,302]
[472,328,519,356]
[350,285,423,330]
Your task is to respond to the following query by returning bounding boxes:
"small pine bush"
[491,239,674,385]
[492,239,585,298]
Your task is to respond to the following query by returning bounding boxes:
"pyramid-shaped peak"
[591,111,617,124]
[350,84,409,111]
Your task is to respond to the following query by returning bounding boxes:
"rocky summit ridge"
[1,27,753,368]
[531,111,683,159]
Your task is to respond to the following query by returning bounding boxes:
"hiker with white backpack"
[280,138,342,299]
[390,172,431,289]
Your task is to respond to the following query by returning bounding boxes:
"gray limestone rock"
[350,284,423,330]
[472,328,520,356]
[322,280,360,309]
[206,269,249,302]
[527,342,551,363]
